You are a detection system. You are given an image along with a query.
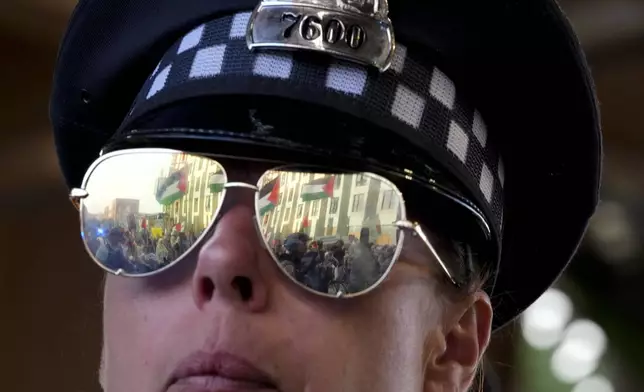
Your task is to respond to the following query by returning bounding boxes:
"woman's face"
[101,164,492,392]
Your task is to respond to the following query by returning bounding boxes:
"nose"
[192,188,270,312]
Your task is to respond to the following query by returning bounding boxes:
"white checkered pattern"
[147,64,171,99]
[253,53,293,79]
[391,85,425,129]
[230,12,251,39]
[131,12,505,231]
[390,44,407,74]
[447,121,469,163]
[480,164,494,202]
[472,110,487,148]
[178,25,205,54]
[190,45,227,78]
[326,63,368,95]
[430,68,456,110]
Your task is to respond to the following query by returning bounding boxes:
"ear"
[423,292,493,392]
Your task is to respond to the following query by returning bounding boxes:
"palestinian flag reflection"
[156,167,188,205]
[258,176,280,215]
[208,169,225,193]
[301,176,334,201]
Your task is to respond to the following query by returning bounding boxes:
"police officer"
[51,0,601,391]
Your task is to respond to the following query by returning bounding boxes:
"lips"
[167,351,277,392]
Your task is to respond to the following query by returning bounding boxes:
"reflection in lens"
[257,170,402,296]
[81,151,226,275]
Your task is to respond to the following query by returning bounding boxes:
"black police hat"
[50,0,602,330]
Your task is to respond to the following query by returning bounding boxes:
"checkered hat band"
[126,11,505,231]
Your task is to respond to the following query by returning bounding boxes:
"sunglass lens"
[256,170,402,296]
[81,151,226,275]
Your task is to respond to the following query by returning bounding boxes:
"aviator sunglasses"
[70,148,468,298]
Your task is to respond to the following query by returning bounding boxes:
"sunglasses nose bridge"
[213,182,261,226]
[216,182,260,219]
[223,182,259,192]
[213,183,259,222]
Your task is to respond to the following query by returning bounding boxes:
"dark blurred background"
[1,1,643,391]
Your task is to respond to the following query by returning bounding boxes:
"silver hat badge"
[246,0,395,72]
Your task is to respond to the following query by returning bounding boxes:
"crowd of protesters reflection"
[83,224,396,294]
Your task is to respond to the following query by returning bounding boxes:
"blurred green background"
[1,1,643,391]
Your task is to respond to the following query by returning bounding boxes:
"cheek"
[102,275,196,390]
[355,280,443,388]
[281,268,442,392]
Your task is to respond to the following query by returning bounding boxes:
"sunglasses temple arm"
[69,188,89,212]
[413,225,458,286]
